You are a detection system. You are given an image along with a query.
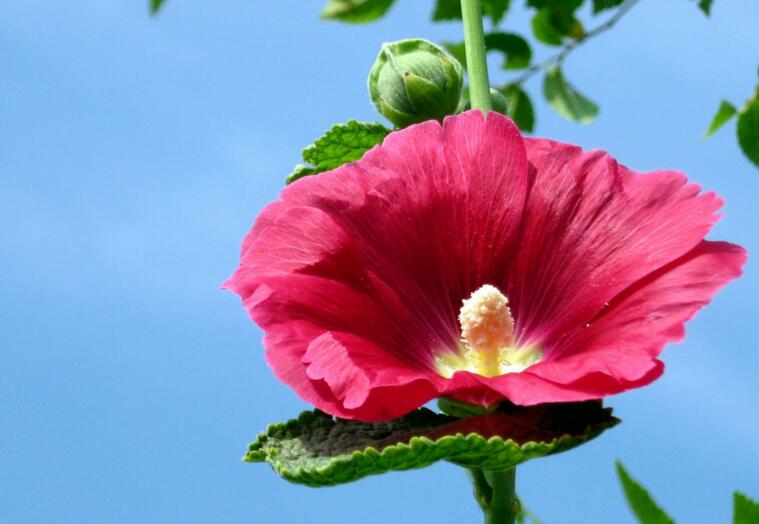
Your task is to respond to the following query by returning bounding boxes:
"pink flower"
[225,110,746,422]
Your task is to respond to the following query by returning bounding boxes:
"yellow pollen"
[460,285,514,349]
[436,284,542,378]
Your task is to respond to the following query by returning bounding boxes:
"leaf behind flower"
[246,401,618,487]
[286,120,390,184]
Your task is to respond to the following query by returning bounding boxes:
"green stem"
[469,468,519,524]
[460,0,491,113]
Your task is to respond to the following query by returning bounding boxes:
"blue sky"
[2,1,758,523]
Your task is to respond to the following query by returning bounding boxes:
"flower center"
[435,284,542,378]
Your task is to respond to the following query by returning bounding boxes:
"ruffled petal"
[527,240,746,386]
[227,111,746,420]
[278,111,529,362]
[439,361,664,407]
[509,138,725,351]
[303,332,442,421]
[227,111,534,419]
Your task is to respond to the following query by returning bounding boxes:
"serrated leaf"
[433,0,511,25]
[246,401,618,487]
[616,462,675,524]
[285,165,320,185]
[704,100,737,138]
[321,0,394,23]
[498,84,536,132]
[734,492,759,524]
[303,121,390,170]
[287,121,390,184]
[543,67,599,123]
[150,0,165,15]
[485,33,532,70]
[698,0,714,16]
[737,97,759,168]
[592,0,624,14]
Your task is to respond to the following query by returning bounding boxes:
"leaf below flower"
[245,401,618,487]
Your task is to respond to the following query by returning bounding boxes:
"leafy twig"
[509,0,640,86]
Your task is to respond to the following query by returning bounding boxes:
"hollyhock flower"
[225,110,746,422]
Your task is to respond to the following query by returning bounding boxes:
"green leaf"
[704,100,737,138]
[498,84,536,132]
[737,97,759,168]
[443,41,469,70]
[302,121,390,170]
[321,0,394,23]
[734,492,759,524]
[287,121,390,184]
[616,462,675,524]
[432,0,462,21]
[549,10,584,39]
[485,33,532,70]
[483,0,512,25]
[543,67,599,124]
[531,9,564,46]
[445,33,531,72]
[246,401,618,487]
[592,0,624,14]
[698,0,714,16]
[527,0,583,8]
[433,0,511,25]
[285,165,320,185]
[149,0,165,15]
[530,0,585,42]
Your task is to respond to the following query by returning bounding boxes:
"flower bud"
[368,39,464,128]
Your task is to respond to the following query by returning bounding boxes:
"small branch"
[509,0,640,86]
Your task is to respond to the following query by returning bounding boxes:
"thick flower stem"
[460,0,492,113]
[469,468,519,524]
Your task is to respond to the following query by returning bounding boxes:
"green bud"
[368,39,464,128]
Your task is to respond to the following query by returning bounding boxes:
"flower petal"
[279,111,529,363]
[303,332,441,421]
[529,240,746,386]
[227,111,746,420]
[509,138,724,351]
[439,362,664,407]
